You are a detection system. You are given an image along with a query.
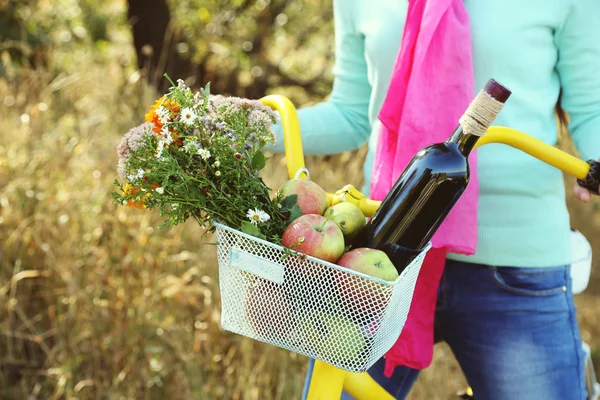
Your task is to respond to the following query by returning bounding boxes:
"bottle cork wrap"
[459,90,505,136]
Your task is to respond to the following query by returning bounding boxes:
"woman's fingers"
[573,182,591,203]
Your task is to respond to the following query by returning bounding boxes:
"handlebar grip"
[577,160,600,195]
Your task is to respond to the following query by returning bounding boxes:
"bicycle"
[212,94,600,400]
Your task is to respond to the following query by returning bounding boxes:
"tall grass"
[0,19,352,400]
[2,10,600,400]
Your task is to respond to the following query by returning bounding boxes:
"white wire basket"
[214,221,430,373]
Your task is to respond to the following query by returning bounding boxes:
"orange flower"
[144,96,181,134]
[123,182,159,210]
[145,96,165,133]
[164,99,180,114]
[144,97,164,122]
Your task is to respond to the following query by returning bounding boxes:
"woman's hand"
[573,182,593,203]
[573,158,600,203]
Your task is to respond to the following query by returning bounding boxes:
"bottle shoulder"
[413,143,469,175]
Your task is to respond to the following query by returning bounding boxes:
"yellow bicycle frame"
[259,94,591,400]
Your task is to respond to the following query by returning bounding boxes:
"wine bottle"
[351,79,511,272]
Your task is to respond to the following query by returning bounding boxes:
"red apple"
[278,179,330,216]
[335,248,398,315]
[244,279,295,341]
[282,214,345,263]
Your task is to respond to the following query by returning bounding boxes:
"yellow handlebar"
[475,126,590,178]
[260,95,308,180]
[260,95,591,217]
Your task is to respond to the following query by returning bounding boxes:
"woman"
[265,0,600,398]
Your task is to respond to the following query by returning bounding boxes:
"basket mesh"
[214,222,428,373]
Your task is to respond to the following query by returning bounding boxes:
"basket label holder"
[229,248,285,284]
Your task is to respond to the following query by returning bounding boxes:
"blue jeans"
[301,260,587,400]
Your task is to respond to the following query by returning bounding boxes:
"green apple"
[324,202,366,241]
[295,309,365,364]
[319,312,366,364]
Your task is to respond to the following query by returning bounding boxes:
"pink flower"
[117,122,154,178]
[117,122,153,159]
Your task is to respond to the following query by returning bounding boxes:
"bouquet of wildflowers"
[112,77,294,242]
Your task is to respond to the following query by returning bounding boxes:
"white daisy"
[156,140,167,160]
[156,106,170,124]
[128,168,145,181]
[177,79,188,90]
[197,148,211,160]
[155,187,164,194]
[246,208,270,225]
[180,107,197,126]
[182,140,200,154]
[160,125,174,145]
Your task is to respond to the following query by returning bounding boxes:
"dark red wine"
[351,79,512,271]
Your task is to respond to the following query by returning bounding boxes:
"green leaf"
[279,194,298,211]
[163,73,176,87]
[201,82,211,98]
[241,221,266,240]
[251,151,266,170]
[288,204,303,223]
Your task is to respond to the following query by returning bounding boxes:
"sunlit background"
[1,1,599,399]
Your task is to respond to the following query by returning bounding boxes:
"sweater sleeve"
[555,0,600,162]
[264,0,372,156]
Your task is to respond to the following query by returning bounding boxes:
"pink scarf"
[369,0,477,376]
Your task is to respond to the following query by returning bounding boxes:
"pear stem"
[317,216,329,232]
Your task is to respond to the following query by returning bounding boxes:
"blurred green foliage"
[1,0,334,104]
[0,0,126,78]
[166,0,334,100]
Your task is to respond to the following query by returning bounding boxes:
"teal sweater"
[266,0,600,268]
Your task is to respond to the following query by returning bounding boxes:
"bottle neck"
[447,125,480,156]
